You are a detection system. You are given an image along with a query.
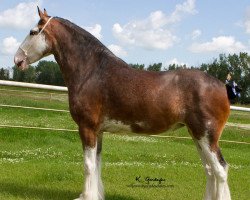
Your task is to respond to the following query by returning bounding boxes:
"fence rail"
[230,106,250,112]
[0,80,249,112]
[0,80,67,92]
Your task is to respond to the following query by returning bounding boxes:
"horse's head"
[14,7,53,70]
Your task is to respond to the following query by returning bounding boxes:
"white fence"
[0,80,67,92]
[0,80,249,112]
[230,106,250,112]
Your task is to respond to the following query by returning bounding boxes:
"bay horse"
[14,8,231,200]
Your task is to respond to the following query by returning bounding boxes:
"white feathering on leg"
[198,134,231,200]
[97,154,104,200]
[75,143,99,200]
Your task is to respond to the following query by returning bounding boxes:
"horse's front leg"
[75,124,100,200]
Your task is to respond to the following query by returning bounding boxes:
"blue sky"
[1,0,250,69]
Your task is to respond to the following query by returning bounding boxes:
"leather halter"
[19,17,53,57]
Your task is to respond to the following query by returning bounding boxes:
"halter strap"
[20,17,53,57]
[39,17,53,35]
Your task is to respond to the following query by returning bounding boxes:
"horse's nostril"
[14,55,25,68]
[14,57,28,70]
[14,56,22,66]
[16,60,24,67]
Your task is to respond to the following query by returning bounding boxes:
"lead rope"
[19,17,53,58]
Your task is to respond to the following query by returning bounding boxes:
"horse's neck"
[52,27,103,85]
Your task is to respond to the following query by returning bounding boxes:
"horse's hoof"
[74,193,101,200]
[74,194,84,200]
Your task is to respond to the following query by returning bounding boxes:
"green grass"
[228,110,250,124]
[0,128,249,200]
[0,86,68,110]
[0,85,249,200]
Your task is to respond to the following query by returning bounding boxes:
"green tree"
[12,65,36,82]
[199,54,228,81]
[13,66,24,81]
[199,53,250,104]
[36,61,65,86]
[24,66,36,82]
[0,68,9,80]
[167,64,187,71]
[227,53,250,103]
[147,63,162,71]
[130,63,145,70]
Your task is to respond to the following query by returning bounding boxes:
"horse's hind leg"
[197,133,231,200]
[97,132,104,200]
[193,138,216,200]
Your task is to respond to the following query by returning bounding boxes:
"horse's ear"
[44,8,49,17]
[37,6,45,19]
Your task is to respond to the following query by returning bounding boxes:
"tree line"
[0,60,65,86]
[1,52,249,103]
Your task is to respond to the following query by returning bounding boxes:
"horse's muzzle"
[14,48,29,70]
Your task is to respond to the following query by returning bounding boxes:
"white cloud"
[164,58,189,69]
[0,1,41,29]
[84,24,102,40]
[1,36,20,56]
[166,58,187,66]
[189,36,246,54]
[169,0,197,23]
[244,7,250,34]
[108,44,127,57]
[112,0,197,50]
[191,29,201,40]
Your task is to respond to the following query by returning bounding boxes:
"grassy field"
[0,86,249,200]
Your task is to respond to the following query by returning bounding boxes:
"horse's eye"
[30,30,38,36]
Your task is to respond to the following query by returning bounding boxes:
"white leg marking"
[75,144,99,200]
[223,165,231,200]
[195,141,216,200]
[204,164,216,200]
[97,153,104,200]
[198,135,231,200]
[84,145,98,200]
